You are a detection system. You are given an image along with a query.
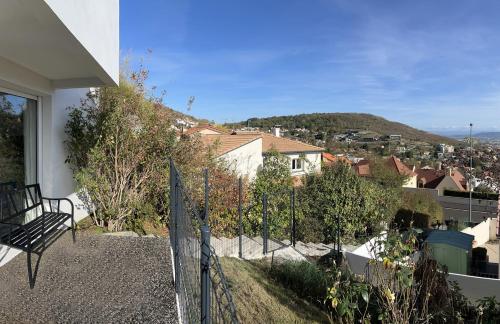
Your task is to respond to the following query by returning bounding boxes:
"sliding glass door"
[0,92,37,188]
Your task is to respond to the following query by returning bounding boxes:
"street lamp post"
[469,123,473,224]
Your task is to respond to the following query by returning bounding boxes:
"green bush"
[444,189,499,201]
[269,261,329,304]
[65,68,204,232]
[296,215,325,243]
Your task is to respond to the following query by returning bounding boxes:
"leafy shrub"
[296,215,325,243]
[269,261,329,304]
[394,190,443,229]
[300,162,400,242]
[444,189,499,201]
[65,68,204,232]
[245,150,293,239]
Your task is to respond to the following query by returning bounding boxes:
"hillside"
[475,132,500,140]
[220,258,329,323]
[227,113,456,145]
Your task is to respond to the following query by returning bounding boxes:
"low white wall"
[346,251,500,302]
[345,251,370,276]
[448,273,500,301]
[461,218,496,247]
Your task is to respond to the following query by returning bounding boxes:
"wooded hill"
[226,113,456,145]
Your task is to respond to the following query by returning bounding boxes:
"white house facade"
[0,0,119,266]
[221,137,263,180]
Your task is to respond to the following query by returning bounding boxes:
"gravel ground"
[0,232,177,324]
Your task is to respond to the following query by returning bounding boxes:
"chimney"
[447,167,452,176]
[272,125,281,137]
[437,162,442,171]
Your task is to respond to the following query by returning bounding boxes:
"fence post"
[336,213,342,265]
[171,160,180,293]
[291,188,296,247]
[201,168,211,324]
[201,225,211,324]
[238,178,243,259]
[262,193,268,255]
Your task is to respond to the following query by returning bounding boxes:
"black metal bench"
[0,183,75,288]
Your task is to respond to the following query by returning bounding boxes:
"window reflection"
[0,92,37,187]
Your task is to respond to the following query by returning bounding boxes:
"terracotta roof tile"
[386,156,416,176]
[322,152,351,165]
[260,133,324,153]
[200,134,261,156]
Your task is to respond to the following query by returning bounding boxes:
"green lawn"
[220,258,330,324]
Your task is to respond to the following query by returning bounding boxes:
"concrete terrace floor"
[0,232,177,324]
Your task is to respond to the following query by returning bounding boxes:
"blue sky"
[121,0,500,133]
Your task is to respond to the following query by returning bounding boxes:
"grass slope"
[220,258,330,324]
[227,113,456,145]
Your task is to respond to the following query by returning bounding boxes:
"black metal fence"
[169,160,238,324]
[209,178,342,262]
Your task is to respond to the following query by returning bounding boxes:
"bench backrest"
[0,184,44,224]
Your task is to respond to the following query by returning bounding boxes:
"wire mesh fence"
[169,160,238,324]
[208,178,343,261]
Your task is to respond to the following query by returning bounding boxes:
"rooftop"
[426,230,474,251]
[201,134,262,156]
[260,133,324,154]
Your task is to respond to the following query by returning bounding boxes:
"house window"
[291,158,302,171]
[0,92,37,187]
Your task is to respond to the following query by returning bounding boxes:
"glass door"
[0,92,37,188]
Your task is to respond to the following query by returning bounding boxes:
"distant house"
[352,156,417,188]
[322,152,352,166]
[415,167,468,192]
[352,159,371,177]
[193,126,324,181]
[386,156,417,188]
[260,132,324,177]
[389,134,402,141]
[437,143,455,154]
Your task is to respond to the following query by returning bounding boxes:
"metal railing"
[169,160,239,324]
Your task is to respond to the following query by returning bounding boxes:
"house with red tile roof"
[322,152,352,166]
[352,156,417,188]
[415,167,468,193]
[201,134,263,180]
[259,132,324,176]
[198,128,324,181]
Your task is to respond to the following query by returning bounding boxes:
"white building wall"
[286,152,322,176]
[221,138,263,181]
[1,88,90,268]
[403,175,417,188]
[43,89,90,222]
[44,0,120,85]
[461,218,497,247]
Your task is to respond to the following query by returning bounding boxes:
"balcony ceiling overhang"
[0,0,118,92]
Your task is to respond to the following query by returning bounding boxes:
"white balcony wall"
[44,0,119,86]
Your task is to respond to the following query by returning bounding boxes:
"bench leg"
[27,251,34,289]
[71,218,76,243]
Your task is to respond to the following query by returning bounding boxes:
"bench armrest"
[42,197,75,216]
